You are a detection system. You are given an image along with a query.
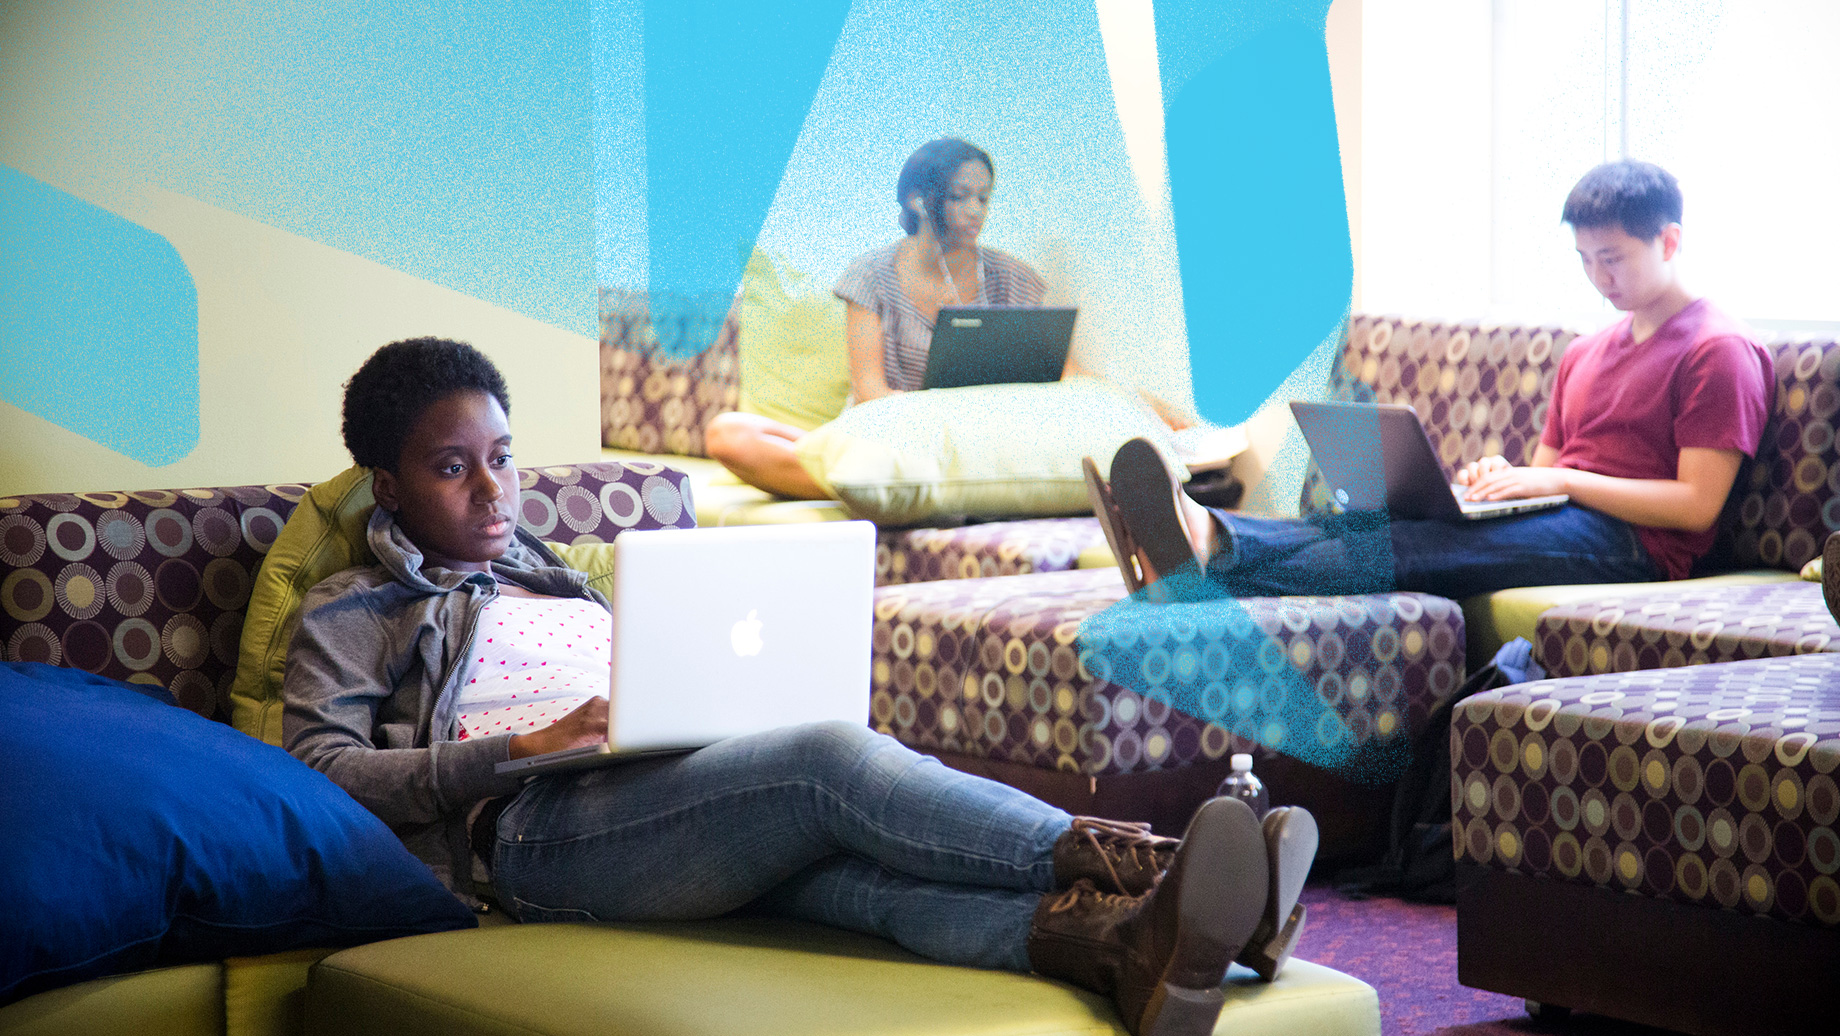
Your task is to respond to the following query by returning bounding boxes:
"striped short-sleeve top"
[833,241,1047,392]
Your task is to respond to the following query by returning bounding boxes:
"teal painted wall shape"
[1,167,199,466]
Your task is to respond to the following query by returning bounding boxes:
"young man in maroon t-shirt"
[1092,161,1775,600]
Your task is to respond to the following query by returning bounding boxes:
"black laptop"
[921,306,1077,390]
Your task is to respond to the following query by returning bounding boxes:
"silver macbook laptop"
[1288,401,1568,521]
[496,521,876,777]
[921,305,1077,390]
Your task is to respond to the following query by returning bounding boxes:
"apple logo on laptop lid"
[730,610,764,657]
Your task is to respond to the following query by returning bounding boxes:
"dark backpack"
[1333,638,1543,903]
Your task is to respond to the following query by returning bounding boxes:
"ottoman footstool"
[1533,579,1838,679]
[872,568,1467,858]
[1451,654,1840,1035]
[304,919,1380,1036]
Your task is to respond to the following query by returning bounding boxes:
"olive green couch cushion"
[223,949,337,1036]
[305,920,1379,1036]
[0,948,343,1036]
[736,250,851,432]
[793,380,1182,526]
[0,963,225,1036]
[601,448,852,526]
[1459,569,1799,663]
[229,467,378,745]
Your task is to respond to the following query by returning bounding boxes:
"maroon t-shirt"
[1539,298,1773,579]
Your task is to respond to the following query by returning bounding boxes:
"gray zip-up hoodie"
[282,507,608,898]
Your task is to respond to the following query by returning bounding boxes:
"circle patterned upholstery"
[1708,336,1840,572]
[875,518,1108,586]
[1453,655,1840,928]
[601,288,740,458]
[871,568,1463,779]
[1303,315,1576,514]
[2,463,690,719]
[2,483,308,718]
[1534,580,1837,679]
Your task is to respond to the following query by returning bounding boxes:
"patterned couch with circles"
[598,290,1116,585]
[599,295,1840,853]
[1435,331,1840,1036]
[859,314,1659,852]
[601,307,1573,851]
[0,461,1381,1036]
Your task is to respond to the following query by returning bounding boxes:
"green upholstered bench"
[304,919,1381,1036]
[0,918,1380,1036]
[0,949,328,1036]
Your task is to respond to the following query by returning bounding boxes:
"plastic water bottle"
[1216,753,1269,817]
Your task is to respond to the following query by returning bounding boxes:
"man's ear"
[1660,223,1683,262]
[370,467,400,514]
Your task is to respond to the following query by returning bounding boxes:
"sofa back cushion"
[736,251,852,432]
[1303,315,1577,513]
[1710,336,1840,572]
[0,482,306,719]
[601,289,741,457]
[0,461,694,724]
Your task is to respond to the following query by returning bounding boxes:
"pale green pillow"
[230,466,379,745]
[229,466,620,746]
[736,250,850,431]
[794,378,1186,525]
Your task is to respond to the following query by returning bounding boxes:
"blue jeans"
[489,721,1071,971]
[1204,504,1661,600]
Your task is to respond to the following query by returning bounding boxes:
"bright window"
[1363,0,1840,330]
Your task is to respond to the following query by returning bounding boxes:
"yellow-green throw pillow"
[230,467,621,745]
[231,467,379,744]
[1802,556,1823,581]
[794,378,1185,525]
[736,250,850,431]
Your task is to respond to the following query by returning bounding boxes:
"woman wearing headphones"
[705,137,1045,498]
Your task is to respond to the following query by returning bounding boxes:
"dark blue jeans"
[490,721,1071,971]
[1203,504,1661,600]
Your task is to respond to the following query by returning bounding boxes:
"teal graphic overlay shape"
[1076,5,1391,783]
[1079,553,1408,788]
[643,0,850,358]
[1,167,198,466]
[4,0,594,338]
[1157,1,1351,428]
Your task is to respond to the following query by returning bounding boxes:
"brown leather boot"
[1234,805,1319,981]
[1028,798,1268,1036]
[1053,817,1179,896]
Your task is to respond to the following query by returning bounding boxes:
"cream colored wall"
[1,0,596,499]
[0,186,599,496]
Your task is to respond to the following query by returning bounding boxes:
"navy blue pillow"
[1,662,475,1004]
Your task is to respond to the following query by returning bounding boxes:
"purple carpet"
[1294,885,1677,1036]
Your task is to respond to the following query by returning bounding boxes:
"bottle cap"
[1231,753,1252,772]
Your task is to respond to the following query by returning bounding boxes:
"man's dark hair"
[896,138,994,239]
[341,337,511,471]
[1561,160,1683,241]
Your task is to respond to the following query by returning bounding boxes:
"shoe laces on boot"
[1056,817,1179,896]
